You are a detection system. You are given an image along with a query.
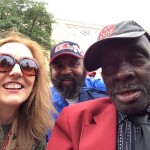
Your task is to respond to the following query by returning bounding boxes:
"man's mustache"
[58,75,76,81]
[113,80,144,92]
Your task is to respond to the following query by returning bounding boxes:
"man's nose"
[114,61,135,81]
[9,64,23,77]
[61,66,72,75]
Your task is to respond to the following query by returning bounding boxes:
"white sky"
[43,0,150,30]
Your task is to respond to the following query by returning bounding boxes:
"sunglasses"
[0,53,39,76]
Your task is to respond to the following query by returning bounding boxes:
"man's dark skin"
[50,55,86,99]
[47,20,150,150]
[100,35,150,115]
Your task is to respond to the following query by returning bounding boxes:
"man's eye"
[103,67,116,75]
[131,54,147,65]
[102,62,117,75]
[53,64,62,69]
[69,62,79,67]
[135,54,145,58]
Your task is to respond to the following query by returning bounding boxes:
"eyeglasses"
[0,53,39,76]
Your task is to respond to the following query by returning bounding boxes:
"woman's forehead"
[0,42,33,59]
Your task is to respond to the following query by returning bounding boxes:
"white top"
[66,97,79,105]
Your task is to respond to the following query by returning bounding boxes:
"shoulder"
[81,87,108,97]
[55,97,116,129]
[62,97,114,117]
[50,86,63,103]
[81,87,107,93]
[50,86,58,94]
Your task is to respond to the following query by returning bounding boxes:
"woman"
[0,32,54,150]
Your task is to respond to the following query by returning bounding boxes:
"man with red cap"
[47,41,107,141]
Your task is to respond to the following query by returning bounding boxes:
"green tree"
[0,0,55,50]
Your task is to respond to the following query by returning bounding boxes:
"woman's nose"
[9,64,23,77]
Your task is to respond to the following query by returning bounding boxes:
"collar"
[118,106,150,124]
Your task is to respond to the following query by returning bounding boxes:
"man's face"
[50,55,86,99]
[101,35,150,114]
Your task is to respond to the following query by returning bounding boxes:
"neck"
[0,105,18,125]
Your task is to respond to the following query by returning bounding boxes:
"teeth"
[4,83,22,89]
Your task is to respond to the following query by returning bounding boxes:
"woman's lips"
[115,90,141,103]
[2,82,23,89]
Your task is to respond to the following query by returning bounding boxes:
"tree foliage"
[0,0,55,50]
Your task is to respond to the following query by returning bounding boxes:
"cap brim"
[84,31,147,71]
[50,52,83,64]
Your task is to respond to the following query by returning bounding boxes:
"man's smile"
[62,79,73,85]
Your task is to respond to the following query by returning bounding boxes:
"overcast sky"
[43,0,150,29]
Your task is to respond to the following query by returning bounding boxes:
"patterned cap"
[50,41,84,64]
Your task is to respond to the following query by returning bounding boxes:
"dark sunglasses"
[0,53,39,76]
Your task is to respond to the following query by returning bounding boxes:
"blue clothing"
[51,86,107,114]
[84,78,107,91]
[46,82,108,141]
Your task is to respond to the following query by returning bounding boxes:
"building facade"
[51,18,104,52]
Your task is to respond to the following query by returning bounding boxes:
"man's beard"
[51,70,86,99]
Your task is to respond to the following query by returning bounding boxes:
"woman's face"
[0,42,35,108]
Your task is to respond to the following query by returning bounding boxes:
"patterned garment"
[0,124,11,148]
[0,119,46,150]
[117,106,150,150]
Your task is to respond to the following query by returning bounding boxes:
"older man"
[47,20,150,150]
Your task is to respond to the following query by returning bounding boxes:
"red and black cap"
[84,20,150,71]
[49,41,84,64]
